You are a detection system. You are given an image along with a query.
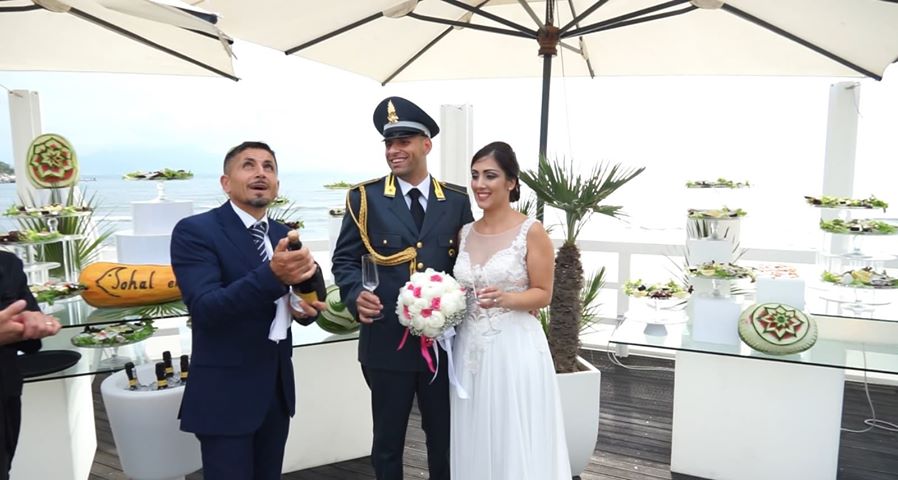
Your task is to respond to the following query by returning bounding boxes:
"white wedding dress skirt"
[450,218,571,480]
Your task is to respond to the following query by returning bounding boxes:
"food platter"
[819,219,898,235]
[821,268,898,289]
[30,282,86,304]
[0,230,65,245]
[804,195,888,211]
[687,261,755,280]
[4,204,91,218]
[123,169,193,181]
[686,178,750,189]
[687,207,746,220]
[624,279,692,300]
[70,321,157,348]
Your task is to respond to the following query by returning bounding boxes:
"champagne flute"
[473,266,500,336]
[361,254,383,320]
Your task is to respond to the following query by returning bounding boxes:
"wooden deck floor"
[89,351,898,480]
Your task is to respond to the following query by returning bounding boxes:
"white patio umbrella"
[0,0,236,79]
[207,0,898,157]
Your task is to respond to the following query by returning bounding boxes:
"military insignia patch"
[387,100,399,124]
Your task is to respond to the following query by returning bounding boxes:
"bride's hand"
[477,286,504,309]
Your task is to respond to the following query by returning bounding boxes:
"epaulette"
[351,176,383,189]
[439,181,468,195]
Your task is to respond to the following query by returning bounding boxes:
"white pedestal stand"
[281,339,373,473]
[671,352,844,480]
[11,375,96,480]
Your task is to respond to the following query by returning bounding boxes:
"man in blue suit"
[171,141,325,479]
[332,97,474,480]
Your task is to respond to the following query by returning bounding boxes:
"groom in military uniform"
[332,96,473,480]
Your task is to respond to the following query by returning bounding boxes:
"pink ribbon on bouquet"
[397,327,468,399]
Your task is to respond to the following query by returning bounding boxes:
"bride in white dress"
[450,141,571,479]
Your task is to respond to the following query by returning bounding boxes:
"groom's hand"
[355,290,382,324]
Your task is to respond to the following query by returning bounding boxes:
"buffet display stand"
[11,301,368,479]
[610,313,898,480]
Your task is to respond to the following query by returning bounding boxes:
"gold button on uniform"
[417,262,425,271]
[382,239,388,245]
[448,248,456,257]
[416,241,423,249]
[449,239,454,245]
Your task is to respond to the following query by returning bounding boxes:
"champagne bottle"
[179,354,189,384]
[124,362,138,391]
[155,362,168,390]
[162,351,174,380]
[287,229,326,303]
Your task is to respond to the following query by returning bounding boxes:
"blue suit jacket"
[332,176,473,372]
[171,202,307,436]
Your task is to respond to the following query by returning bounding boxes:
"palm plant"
[538,267,606,336]
[520,156,644,373]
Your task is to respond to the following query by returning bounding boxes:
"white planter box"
[556,356,601,476]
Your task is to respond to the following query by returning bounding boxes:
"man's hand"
[0,300,62,345]
[355,290,383,324]
[0,300,28,345]
[270,238,318,285]
[18,311,62,340]
[289,295,326,320]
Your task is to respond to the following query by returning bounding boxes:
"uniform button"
[382,239,388,245]
[417,262,425,271]
[448,248,456,257]
[416,241,423,249]
[449,239,454,245]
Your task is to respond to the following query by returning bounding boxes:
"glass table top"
[22,314,358,383]
[609,306,898,375]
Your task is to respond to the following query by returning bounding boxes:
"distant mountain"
[77,146,222,176]
[0,161,12,175]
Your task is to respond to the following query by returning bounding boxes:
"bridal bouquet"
[396,268,467,339]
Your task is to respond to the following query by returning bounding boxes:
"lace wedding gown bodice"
[453,217,534,320]
[449,218,571,480]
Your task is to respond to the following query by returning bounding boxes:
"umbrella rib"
[559,0,611,34]
[516,0,543,28]
[564,0,596,78]
[564,2,695,38]
[285,11,383,55]
[68,7,238,81]
[381,26,455,85]
[721,4,881,80]
[441,0,537,36]
[408,11,533,39]
[0,4,41,12]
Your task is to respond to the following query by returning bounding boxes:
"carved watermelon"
[316,284,359,334]
[26,133,78,189]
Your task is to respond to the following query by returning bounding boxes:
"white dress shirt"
[229,201,291,342]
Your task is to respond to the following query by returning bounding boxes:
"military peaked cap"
[372,96,440,140]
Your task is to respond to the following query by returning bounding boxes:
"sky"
[1,39,897,198]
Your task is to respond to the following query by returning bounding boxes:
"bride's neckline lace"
[470,218,529,237]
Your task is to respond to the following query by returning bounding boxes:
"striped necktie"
[249,221,268,261]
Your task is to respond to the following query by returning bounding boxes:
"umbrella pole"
[536,16,560,222]
[537,53,552,221]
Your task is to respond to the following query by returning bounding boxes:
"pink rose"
[421,308,433,318]
[430,274,443,282]
[403,305,411,319]
[413,286,422,298]
[430,297,441,310]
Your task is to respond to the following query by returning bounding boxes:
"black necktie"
[249,221,268,261]
[408,188,425,231]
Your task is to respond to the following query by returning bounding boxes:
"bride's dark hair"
[471,141,521,202]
